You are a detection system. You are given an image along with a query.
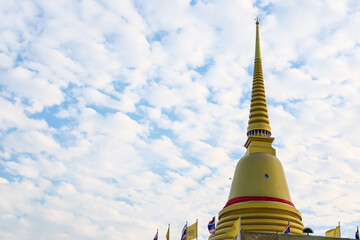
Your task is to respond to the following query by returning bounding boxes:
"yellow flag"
[325,226,340,238]
[166,225,169,240]
[228,217,240,238]
[187,221,198,240]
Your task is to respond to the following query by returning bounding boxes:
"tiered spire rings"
[247,20,271,137]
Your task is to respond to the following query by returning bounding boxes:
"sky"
[0,0,360,239]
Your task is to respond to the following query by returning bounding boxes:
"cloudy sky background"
[0,0,360,239]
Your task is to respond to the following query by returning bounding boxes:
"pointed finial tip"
[255,16,260,25]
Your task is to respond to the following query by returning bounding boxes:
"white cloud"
[0,97,48,131]
[3,130,60,155]
[146,136,191,169]
[0,67,64,112]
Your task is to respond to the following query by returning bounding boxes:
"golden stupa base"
[210,231,349,240]
[209,200,304,240]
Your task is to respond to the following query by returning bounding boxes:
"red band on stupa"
[224,196,295,208]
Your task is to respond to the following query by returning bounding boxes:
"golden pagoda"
[211,20,304,239]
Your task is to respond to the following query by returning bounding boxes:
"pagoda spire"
[209,20,304,239]
[247,19,271,137]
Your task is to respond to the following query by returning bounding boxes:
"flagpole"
[288,219,290,234]
[186,221,188,240]
[236,216,241,240]
[167,224,170,240]
[196,219,198,240]
[214,216,216,240]
[239,216,242,240]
